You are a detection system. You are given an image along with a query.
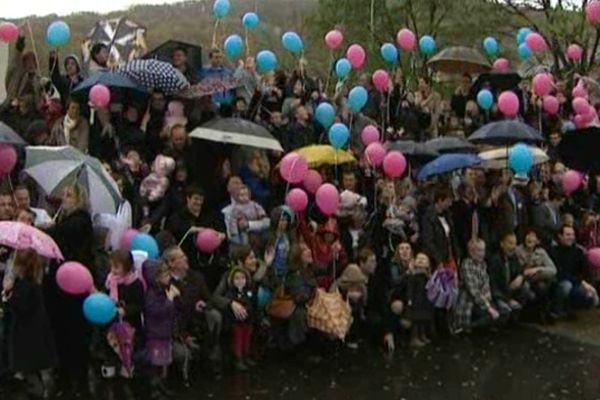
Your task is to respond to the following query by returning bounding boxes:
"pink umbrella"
[0,221,63,259]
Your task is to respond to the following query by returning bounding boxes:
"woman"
[414,77,442,139]
[6,249,56,399]
[46,184,94,396]
[50,98,89,153]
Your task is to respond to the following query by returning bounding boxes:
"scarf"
[105,270,146,302]
[63,114,78,145]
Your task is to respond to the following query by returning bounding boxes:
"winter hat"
[339,264,367,286]
[152,155,176,177]
[337,190,367,217]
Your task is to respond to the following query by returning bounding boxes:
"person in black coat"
[45,184,94,396]
[419,187,460,269]
[5,249,57,398]
[49,50,84,107]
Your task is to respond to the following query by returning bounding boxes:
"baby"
[225,184,270,248]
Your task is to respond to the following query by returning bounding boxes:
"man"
[281,105,312,152]
[50,98,89,153]
[0,191,15,222]
[1,34,41,113]
[165,185,225,265]
[163,246,223,377]
[172,46,197,84]
[49,50,84,106]
[200,48,234,106]
[487,233,532,313]
[546,130,562,162]
[420,188,460,269]
[14,185,53,228]
[531,188,564,249]
[549,225,599,316]
[451,73,471,118]
[491,169,527,241]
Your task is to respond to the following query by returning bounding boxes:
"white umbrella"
[479,146,549,169]
[24,146,122,215]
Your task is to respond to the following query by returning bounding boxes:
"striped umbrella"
[24,146,121,215]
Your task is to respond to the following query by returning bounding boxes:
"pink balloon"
[90,84,111,108]
[120,229,139,250]
[279,152,309,184]
[56,262,93,295]
[587,248,600,268]
[532,73,553,97]
[542,96,559,115]
[0,22,19,43]
[573,97,590,115]
[574,114,587,129]
[302,169,323,194]
[315,183,340,216]
[396,29,416,52]
[364,142,386,167]
[581,105,596,124]
[196,228,224,254]
[562,170,583,195]
[0,144,17,176]
[372,69,390,92]
[572,83,588,99]
[567,44,584,61]
[361,125,380,146]
[286,188,309,212]
[525,32,547,53]
[493,58,510,73]
[383,151,407,178]
[587,0,600,25]
[346,44,366,69]
[497,91,520,118]
[325,30,344,50]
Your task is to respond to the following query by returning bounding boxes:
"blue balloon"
[282,32,304,55]
[256,50,278,73]
[224,34,244,60]
[380,43,399,64]
[47,21,71,47]
[509,143,534,176]
[348,86,368,113]
[83,293,117,326]
[315,102,336,128]
[328,123,350,149]
[562,121,576,133]
[477,89,494,110]
[335,58,352,79]
[131,233,160,260]
[242,12,260,30]
[517,28,532,45]
[213,0,231,19]
[419,35,437,56]
[518,43,532,60]
[483,37,499,57]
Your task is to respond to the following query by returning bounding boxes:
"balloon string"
[178,227,194,247]
[245,28,250,58]
[212,20,220,49]
[26,21,40,77]
[6,175,17,209]
[325,51,333,96]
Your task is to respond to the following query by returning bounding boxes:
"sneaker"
[410,338,426,348]
[346,341,359,350]
[244,358,257,367]
[235,360,249,372]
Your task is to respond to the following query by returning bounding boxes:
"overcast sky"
[2,0,188,19]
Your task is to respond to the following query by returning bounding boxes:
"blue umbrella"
[468,120,544,145]
[418,154,482,181]
[72,71,146,94]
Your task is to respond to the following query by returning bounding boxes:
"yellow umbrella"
[294,145,357,168]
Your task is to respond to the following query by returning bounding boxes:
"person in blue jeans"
[549,225,599,317]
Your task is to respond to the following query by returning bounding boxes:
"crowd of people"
[1,27,600,400]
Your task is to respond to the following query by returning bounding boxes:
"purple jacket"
[144,285,176,340]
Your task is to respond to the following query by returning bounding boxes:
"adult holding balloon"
[46,183,95,393]
[414,76,442,138]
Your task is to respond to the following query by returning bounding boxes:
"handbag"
[266,285,296,320]
[307,288,353,340]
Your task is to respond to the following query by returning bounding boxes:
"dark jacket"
[144,285,176,340]
[116,279,145,331]
[49,53,84,107]
[372,260,409,335]
[49,209,94,267]
[549,244,590,284]
[487,252,524,302]
[171,270,212,338]
[492,188,527,240]
[282,121,313,152]
[8,278,57,373]
[419,205,460,266]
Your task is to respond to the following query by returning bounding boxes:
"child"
[225,184,270,249]
[334,264,368,349]
[102,249,145,396]
[404,253,434,347]
[225,267,255,371]
[144,263,178,400]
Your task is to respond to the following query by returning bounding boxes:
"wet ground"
[183,327,600,400]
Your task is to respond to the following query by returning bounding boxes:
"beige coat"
[50,116,90,153]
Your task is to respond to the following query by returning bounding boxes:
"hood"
[338,264,367,286]
[228,266,252,288]
[64,54,82,74]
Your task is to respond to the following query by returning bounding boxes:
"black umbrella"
[0,122,27,145]
[190,118,283,152]
[426,137,476,154]
[388,140,439,163]
[468,120,544,146]
[469,73,522,98]
[145,40,203,73]
[557,127,600,172]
